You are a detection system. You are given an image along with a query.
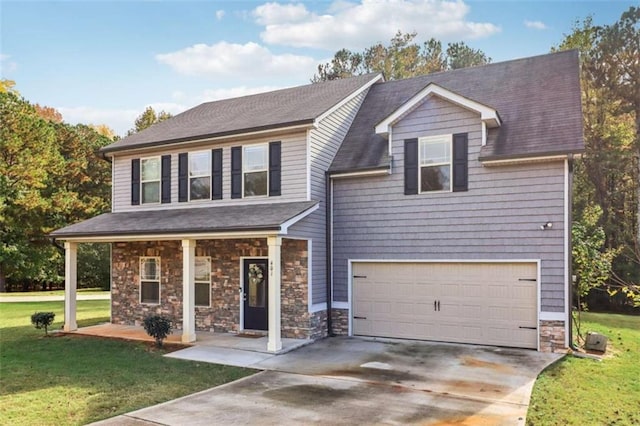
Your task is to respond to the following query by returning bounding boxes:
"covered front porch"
[50,202,319,354]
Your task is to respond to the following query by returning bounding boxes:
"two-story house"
[51,50,583,353]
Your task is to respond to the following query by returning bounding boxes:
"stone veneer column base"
[539,320,567,353]
[330,309,349,335]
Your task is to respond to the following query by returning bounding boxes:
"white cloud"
[215,10,225,20]
[524,20,547,30]
[253,2,310,25]
[155,41,317,78]
[57,102,188,137]
[0,54,17,73]
[254,0,501,50]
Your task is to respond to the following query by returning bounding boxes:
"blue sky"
[0,0,633,136]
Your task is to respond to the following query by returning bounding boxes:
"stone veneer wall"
[111,238,321,338]
[331,309,349,335]
[539,320,566,353]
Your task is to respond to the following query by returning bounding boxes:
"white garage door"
[352,262,538,349]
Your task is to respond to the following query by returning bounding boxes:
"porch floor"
[65,323,311,356]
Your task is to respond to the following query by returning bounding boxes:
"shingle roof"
[50,201,318,238]
[330,50,583,172]
[101,73,380,154]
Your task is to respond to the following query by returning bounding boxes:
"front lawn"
[0,300,254,425]
[527,312,640,425]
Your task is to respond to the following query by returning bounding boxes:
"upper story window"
[243,144,268,197]
[141,157,161,204]
[189,151,211,201]
[419,135,452,193]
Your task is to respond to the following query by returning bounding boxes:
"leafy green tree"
[127,106,172,135]
[572,205,620,341]
[556,10,640,310]
[0,91,62,291]
[312,31,490,82]
[446,42,491,69]
[0,90,112,292]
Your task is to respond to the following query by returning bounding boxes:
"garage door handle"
[519,278,537,281]
[354,316,367,320]
[353,275,367,278]
[519,326,537,330]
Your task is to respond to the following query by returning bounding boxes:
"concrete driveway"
[93,337,562,426]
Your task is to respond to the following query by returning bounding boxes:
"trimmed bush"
[142,315,172,347]
[31,312,55,335]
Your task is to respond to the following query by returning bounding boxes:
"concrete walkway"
[92,337,562,426]
[0,294,110,302]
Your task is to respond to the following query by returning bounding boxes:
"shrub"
[31,312,56,336]
[142,315,172,347]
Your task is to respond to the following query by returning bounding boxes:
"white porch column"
[63,242,78,331]
[181,239,196,343]
[267,236,282,352]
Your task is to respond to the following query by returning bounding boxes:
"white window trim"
[418,134,453,194]
[188,150,211,202]
[140,156,161,205]
[242,143,269,198]
[195,256,211,308]
[139,256,161,305]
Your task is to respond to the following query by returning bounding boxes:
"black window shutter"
[269,141,281,196]
[231,147,242,199]
[178,153,188,202]
[404,139,418,195]
[161,155,171,203]
[131,159,140,205]
[452,133,469,192]
[212,148,223,200]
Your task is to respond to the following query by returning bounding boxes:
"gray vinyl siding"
[332,96,566,312]
[112,132,307,212]
[289,89,370,305]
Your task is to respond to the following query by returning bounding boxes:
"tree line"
[0,82,171,292]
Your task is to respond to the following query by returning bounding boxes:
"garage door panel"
[353,262,538,349]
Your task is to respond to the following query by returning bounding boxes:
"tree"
[0,79,17,93]
[556,8,640,311]
[34,104,63,123]
[446,42,491,70]
[572,205,620,342]
[127,106,172,135]
[0,90,112,292]
[0,91,62,291]
[312,31,490,82]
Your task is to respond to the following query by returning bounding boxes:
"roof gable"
[374,83,501,137]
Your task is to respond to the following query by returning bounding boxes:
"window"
[140,257,160,304]
[243,145,268,197]
[194,257,211,307]
[141,157,161,203]
[419,135,452,192]
[189,151,211,200]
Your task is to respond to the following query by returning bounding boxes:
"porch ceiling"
[50,201,318,242]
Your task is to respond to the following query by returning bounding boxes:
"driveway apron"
[92,337,562,426]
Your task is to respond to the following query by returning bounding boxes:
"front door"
[243,258,268,331]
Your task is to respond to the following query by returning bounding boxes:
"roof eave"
[100,119,316,155]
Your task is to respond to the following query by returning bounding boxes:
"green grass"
[0,300,254,425]
[527,313,640,425]
[0,288,108,297]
